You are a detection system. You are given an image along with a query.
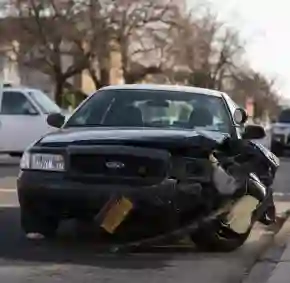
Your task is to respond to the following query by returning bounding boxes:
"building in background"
[0,0,188,100]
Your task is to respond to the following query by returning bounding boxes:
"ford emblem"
[105,161,125,169]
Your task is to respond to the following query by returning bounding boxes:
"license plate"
[100,197,133,234]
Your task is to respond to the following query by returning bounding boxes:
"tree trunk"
[54,79,65,106]
[99,68,110,88]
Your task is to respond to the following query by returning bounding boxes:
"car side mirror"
[242,125,266,140]
[233,108,248,125]
[47,112,65,128]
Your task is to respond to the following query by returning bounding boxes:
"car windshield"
[28,90,61,114]
[64,89,232,134]
[278,109,290,123]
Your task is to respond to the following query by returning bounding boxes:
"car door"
[0,90,49,152]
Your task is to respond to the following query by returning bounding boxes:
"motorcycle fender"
[225,195,259,234]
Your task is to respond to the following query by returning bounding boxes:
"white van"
[0,85,69,156]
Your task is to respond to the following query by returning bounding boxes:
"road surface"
[0,154,289,283]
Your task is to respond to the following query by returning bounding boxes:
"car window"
[27,90,61,114]
[65,89,233,134]
[1,91,39,115]
[278,109,290,123]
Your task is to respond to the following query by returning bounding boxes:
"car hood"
[37,127,229,151]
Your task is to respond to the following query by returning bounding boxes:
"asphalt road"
[0,152,289,283]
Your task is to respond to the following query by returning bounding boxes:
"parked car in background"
[270,108,290,156]
[0,85,69,156]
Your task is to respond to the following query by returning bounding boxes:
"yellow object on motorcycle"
[225,195,259,234]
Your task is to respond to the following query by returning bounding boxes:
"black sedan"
[17,84,277,252]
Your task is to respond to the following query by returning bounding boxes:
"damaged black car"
[17,84,279,252]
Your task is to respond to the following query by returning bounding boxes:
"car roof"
[1,86,40,93]
[100,84,224,98]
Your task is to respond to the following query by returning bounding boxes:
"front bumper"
[17,170,205,218]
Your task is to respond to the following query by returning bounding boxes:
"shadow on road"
[0,207,178,269]
[0,207,267,270]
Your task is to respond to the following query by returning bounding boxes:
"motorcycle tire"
[190,219,251,252]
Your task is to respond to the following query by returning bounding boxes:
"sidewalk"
[266,238,290,283]
[265,204,290,283]
[242,203,290,283]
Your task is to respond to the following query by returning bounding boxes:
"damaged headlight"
[20,152,65,171]
[169,155,210,181]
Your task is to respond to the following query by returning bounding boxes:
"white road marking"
[0,188,17,192]
[274,192,290,197]
[0,204,19,207]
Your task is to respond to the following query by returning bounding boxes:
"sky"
[186,0,290,99]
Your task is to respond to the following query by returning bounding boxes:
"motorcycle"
[94,136,279,253]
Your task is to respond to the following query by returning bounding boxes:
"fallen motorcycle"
[89,136,279,253]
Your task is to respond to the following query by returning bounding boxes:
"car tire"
[20,203,59,238]
[9,152,23,158]
[270,142,283,157]
[190,218,251,252]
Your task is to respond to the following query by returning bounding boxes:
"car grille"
[69,153,168,181]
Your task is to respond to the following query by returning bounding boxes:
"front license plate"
[100,197,133,234]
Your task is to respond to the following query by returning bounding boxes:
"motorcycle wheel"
[191,195,257,252]
[190,219,251,252]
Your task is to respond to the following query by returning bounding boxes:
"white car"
[0,85,69,156]
[270,108,290,156]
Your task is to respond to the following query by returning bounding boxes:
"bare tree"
[0,0,281,114]
[162,10,244,89]
[102,0,179,84]
[229,68,280,119]
[2,0,101,105]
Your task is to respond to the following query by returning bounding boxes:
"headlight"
[20,152,65,171]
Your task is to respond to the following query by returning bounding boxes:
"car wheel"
[9,152,23,158]
[191,195,256,252]
[270,142,283,157]
[20,204,59,238]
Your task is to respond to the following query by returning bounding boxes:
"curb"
[264,213,290,283]
[241,210,290,283]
